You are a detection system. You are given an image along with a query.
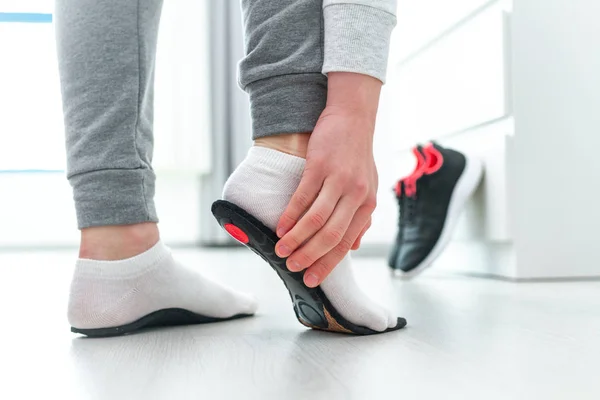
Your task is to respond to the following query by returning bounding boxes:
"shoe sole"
[71,309,252,338]
[394,155,484,279]
[212,200,407,335]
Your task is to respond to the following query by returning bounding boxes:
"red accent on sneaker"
[423,143,444,174]
[404,180,417,197]
[224,223,249,244]
[395,147,427,196]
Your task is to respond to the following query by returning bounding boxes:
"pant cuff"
[246,73,327,139]
[70,168,158,229]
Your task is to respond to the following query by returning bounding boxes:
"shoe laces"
[394,143,443,226]
[396,179,417,226]
[399,179,418,224]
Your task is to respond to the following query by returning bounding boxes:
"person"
[56,0,402,337]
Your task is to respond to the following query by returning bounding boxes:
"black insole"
[212,200,407,335]
[71,309,252,338]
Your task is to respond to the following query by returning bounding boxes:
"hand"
[274,72,382,288]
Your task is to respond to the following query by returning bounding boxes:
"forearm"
[322,0,397,83]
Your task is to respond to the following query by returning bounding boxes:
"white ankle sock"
[223,146,397,332]
[68,241,258,329]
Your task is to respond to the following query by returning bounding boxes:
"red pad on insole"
[224,223,249,244]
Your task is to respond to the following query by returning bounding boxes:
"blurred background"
[2,1,600,398]
[1,0,600,281]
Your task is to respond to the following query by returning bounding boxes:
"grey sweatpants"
[55,0,327,228]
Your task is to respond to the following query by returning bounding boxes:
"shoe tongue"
[423,143,444,174]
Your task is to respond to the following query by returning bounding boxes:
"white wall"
[508,0,600,278]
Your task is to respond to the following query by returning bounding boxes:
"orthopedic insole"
[71,309,251,338]
[212,200,407,335]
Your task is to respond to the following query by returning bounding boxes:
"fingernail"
[277,227,288,238]
[288,260,301,272]
[277,245,291,257]
[305,273,319,288]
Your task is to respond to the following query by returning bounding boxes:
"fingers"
[285,196,357,273]
[351,217,372,250]
[302,204,374,287]
[275,170,322,239]
[275,182,341,258]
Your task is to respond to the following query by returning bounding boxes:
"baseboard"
[354,240,517,278]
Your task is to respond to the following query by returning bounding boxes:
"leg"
[56,0,160,230]
[220,0,402,333]
[55,0,256,336]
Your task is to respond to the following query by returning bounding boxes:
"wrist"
[326,72,382,118]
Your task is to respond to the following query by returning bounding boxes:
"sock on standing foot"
[223,146,397,332]
[68,240,258,332]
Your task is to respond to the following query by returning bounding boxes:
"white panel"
[508,0,600,278]
[380,5,508,151]
[392,0,493,63]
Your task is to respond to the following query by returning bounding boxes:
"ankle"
[79,223,160,260]
[254,132,310,158]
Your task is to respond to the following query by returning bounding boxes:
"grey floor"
[1,248,599,400]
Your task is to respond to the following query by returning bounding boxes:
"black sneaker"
[388,142,483,278]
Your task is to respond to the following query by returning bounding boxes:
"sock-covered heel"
[69,240,257,338]
[212,200,407,335]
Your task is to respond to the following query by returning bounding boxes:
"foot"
[221,146,402,333]
[69,226,258,337]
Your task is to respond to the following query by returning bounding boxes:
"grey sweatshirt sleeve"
[322,0,397,83]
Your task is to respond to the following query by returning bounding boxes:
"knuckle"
[295,191,313,210]
[299,251,315,267]
[323,228,343,246]
[335,237,354,256]
[364,196,377,210]
[282,212,298,224]
[312,259,333,277]
[308,212,327,230]
[284,234,302,249]
[353,180,369,197]
[278,229,301,251]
